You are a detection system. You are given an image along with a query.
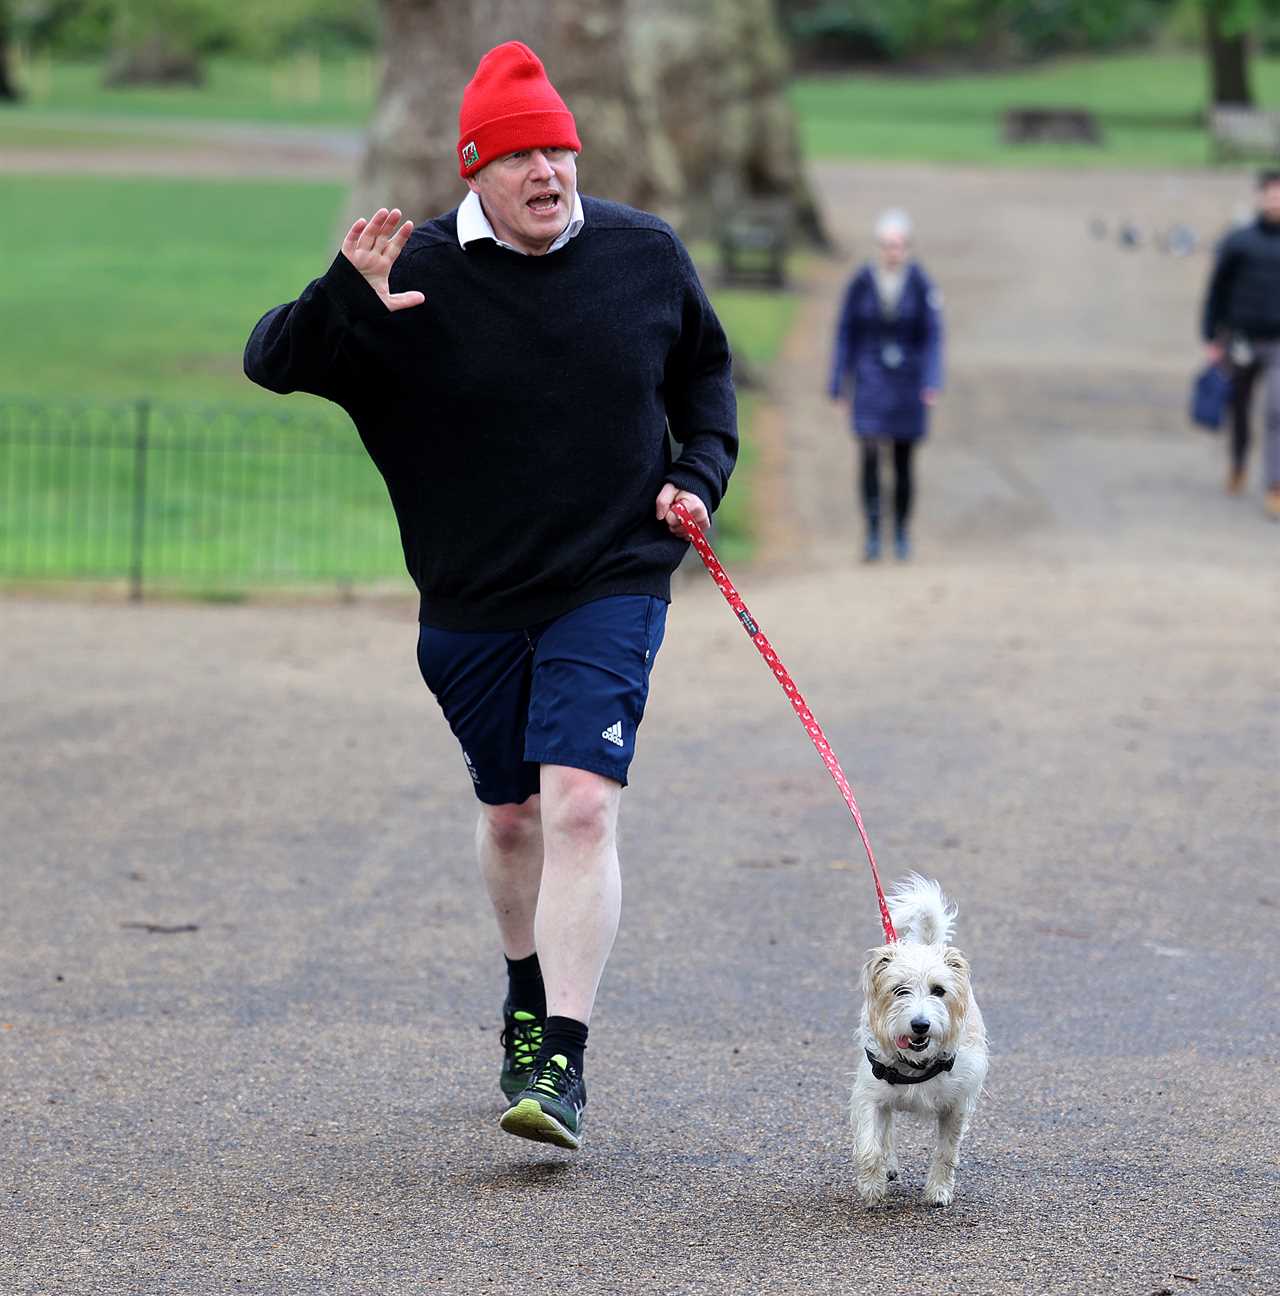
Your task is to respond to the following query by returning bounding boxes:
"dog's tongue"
[896,1034,913,1050]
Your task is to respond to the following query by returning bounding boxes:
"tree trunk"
[0,49,17,103]
[0,2,21,103]
[351,0,825,244]
[1204,1,1253,108]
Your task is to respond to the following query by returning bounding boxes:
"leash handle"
[671,502,897,944]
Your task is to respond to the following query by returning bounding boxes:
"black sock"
[540,1016,588,1074]
[504,953,546,1019]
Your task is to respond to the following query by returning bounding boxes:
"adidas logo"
[601,720,624,748]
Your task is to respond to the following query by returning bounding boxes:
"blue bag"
[1190,363,1233,431]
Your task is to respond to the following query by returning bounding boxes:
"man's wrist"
[324,252,394,321]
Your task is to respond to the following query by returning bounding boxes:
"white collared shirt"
[456,189,585,256]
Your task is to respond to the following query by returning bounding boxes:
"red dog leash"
[671,501,897,944]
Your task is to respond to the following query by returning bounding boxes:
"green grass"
[713,393,758,565]
[8,53,376,124]
[708,280,801,372]
[702,280,799,564]
[0,173,397,591]
[793,52,1280,167]
[0,174,347,406]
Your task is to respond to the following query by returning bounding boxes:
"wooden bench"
[717,197,790,290]
[1209,107,1280,161]
[103,36,203,88]
[1002,107,1102,146]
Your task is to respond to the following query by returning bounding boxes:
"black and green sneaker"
[499,1002,544,1101]
[499,1054,586,1150]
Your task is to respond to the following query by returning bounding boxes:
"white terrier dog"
[851,874,988,1207]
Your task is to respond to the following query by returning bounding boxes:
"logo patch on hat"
[461,140,479,169]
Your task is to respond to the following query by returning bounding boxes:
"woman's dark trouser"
[860,439,915,533]
[1230,359,1260,474]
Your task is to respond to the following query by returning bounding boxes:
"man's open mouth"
[527,192,560,214]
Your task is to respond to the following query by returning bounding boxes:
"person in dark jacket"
[244,41,737,1152]
[1202,169,1280,517]
[829,209,943,561]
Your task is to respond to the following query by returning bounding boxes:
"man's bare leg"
[476,795,543,959]
[535,764,622,1024]
[481,796,549,1103]
[496,765,619,1147]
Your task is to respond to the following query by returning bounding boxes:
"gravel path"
[2,162,1277,1295]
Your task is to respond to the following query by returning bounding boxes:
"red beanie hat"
[457,41,581,179]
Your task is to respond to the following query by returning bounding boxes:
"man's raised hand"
[341,208,425,313]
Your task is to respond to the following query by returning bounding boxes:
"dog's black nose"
[909,1018,930,1035]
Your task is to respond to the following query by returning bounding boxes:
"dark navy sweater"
[1202,216,1280,342]
[244,196,738,630]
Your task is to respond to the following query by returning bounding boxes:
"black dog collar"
[865,1047,956,1086]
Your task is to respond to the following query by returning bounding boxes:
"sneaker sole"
[499,1098,581,1150]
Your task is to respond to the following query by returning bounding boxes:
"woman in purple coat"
[829,209,944,560]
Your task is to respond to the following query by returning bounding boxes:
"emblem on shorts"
[462,140,479,169]
[462,749,481,784]
[601,720,624,748]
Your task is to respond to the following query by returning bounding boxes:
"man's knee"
[480,796,541,856]
[541,767,620,851]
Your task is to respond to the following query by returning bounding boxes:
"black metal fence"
[0,399,409,598]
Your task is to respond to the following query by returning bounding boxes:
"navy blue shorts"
[416,595,668,806]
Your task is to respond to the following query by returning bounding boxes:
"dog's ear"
[862,946,896,993]
[942,946,970,978]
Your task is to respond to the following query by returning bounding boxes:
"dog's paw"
[922,1182,955,1208]
[856,1173,889,1207]
[886,1167,899,1181]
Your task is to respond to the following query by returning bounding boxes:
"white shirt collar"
[457,189,585,255]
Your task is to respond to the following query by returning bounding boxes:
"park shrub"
[13,0,379,60]
[782,0,1183,67]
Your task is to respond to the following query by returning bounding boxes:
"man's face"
[1261,179,1280,223]
[466,147,578,255]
